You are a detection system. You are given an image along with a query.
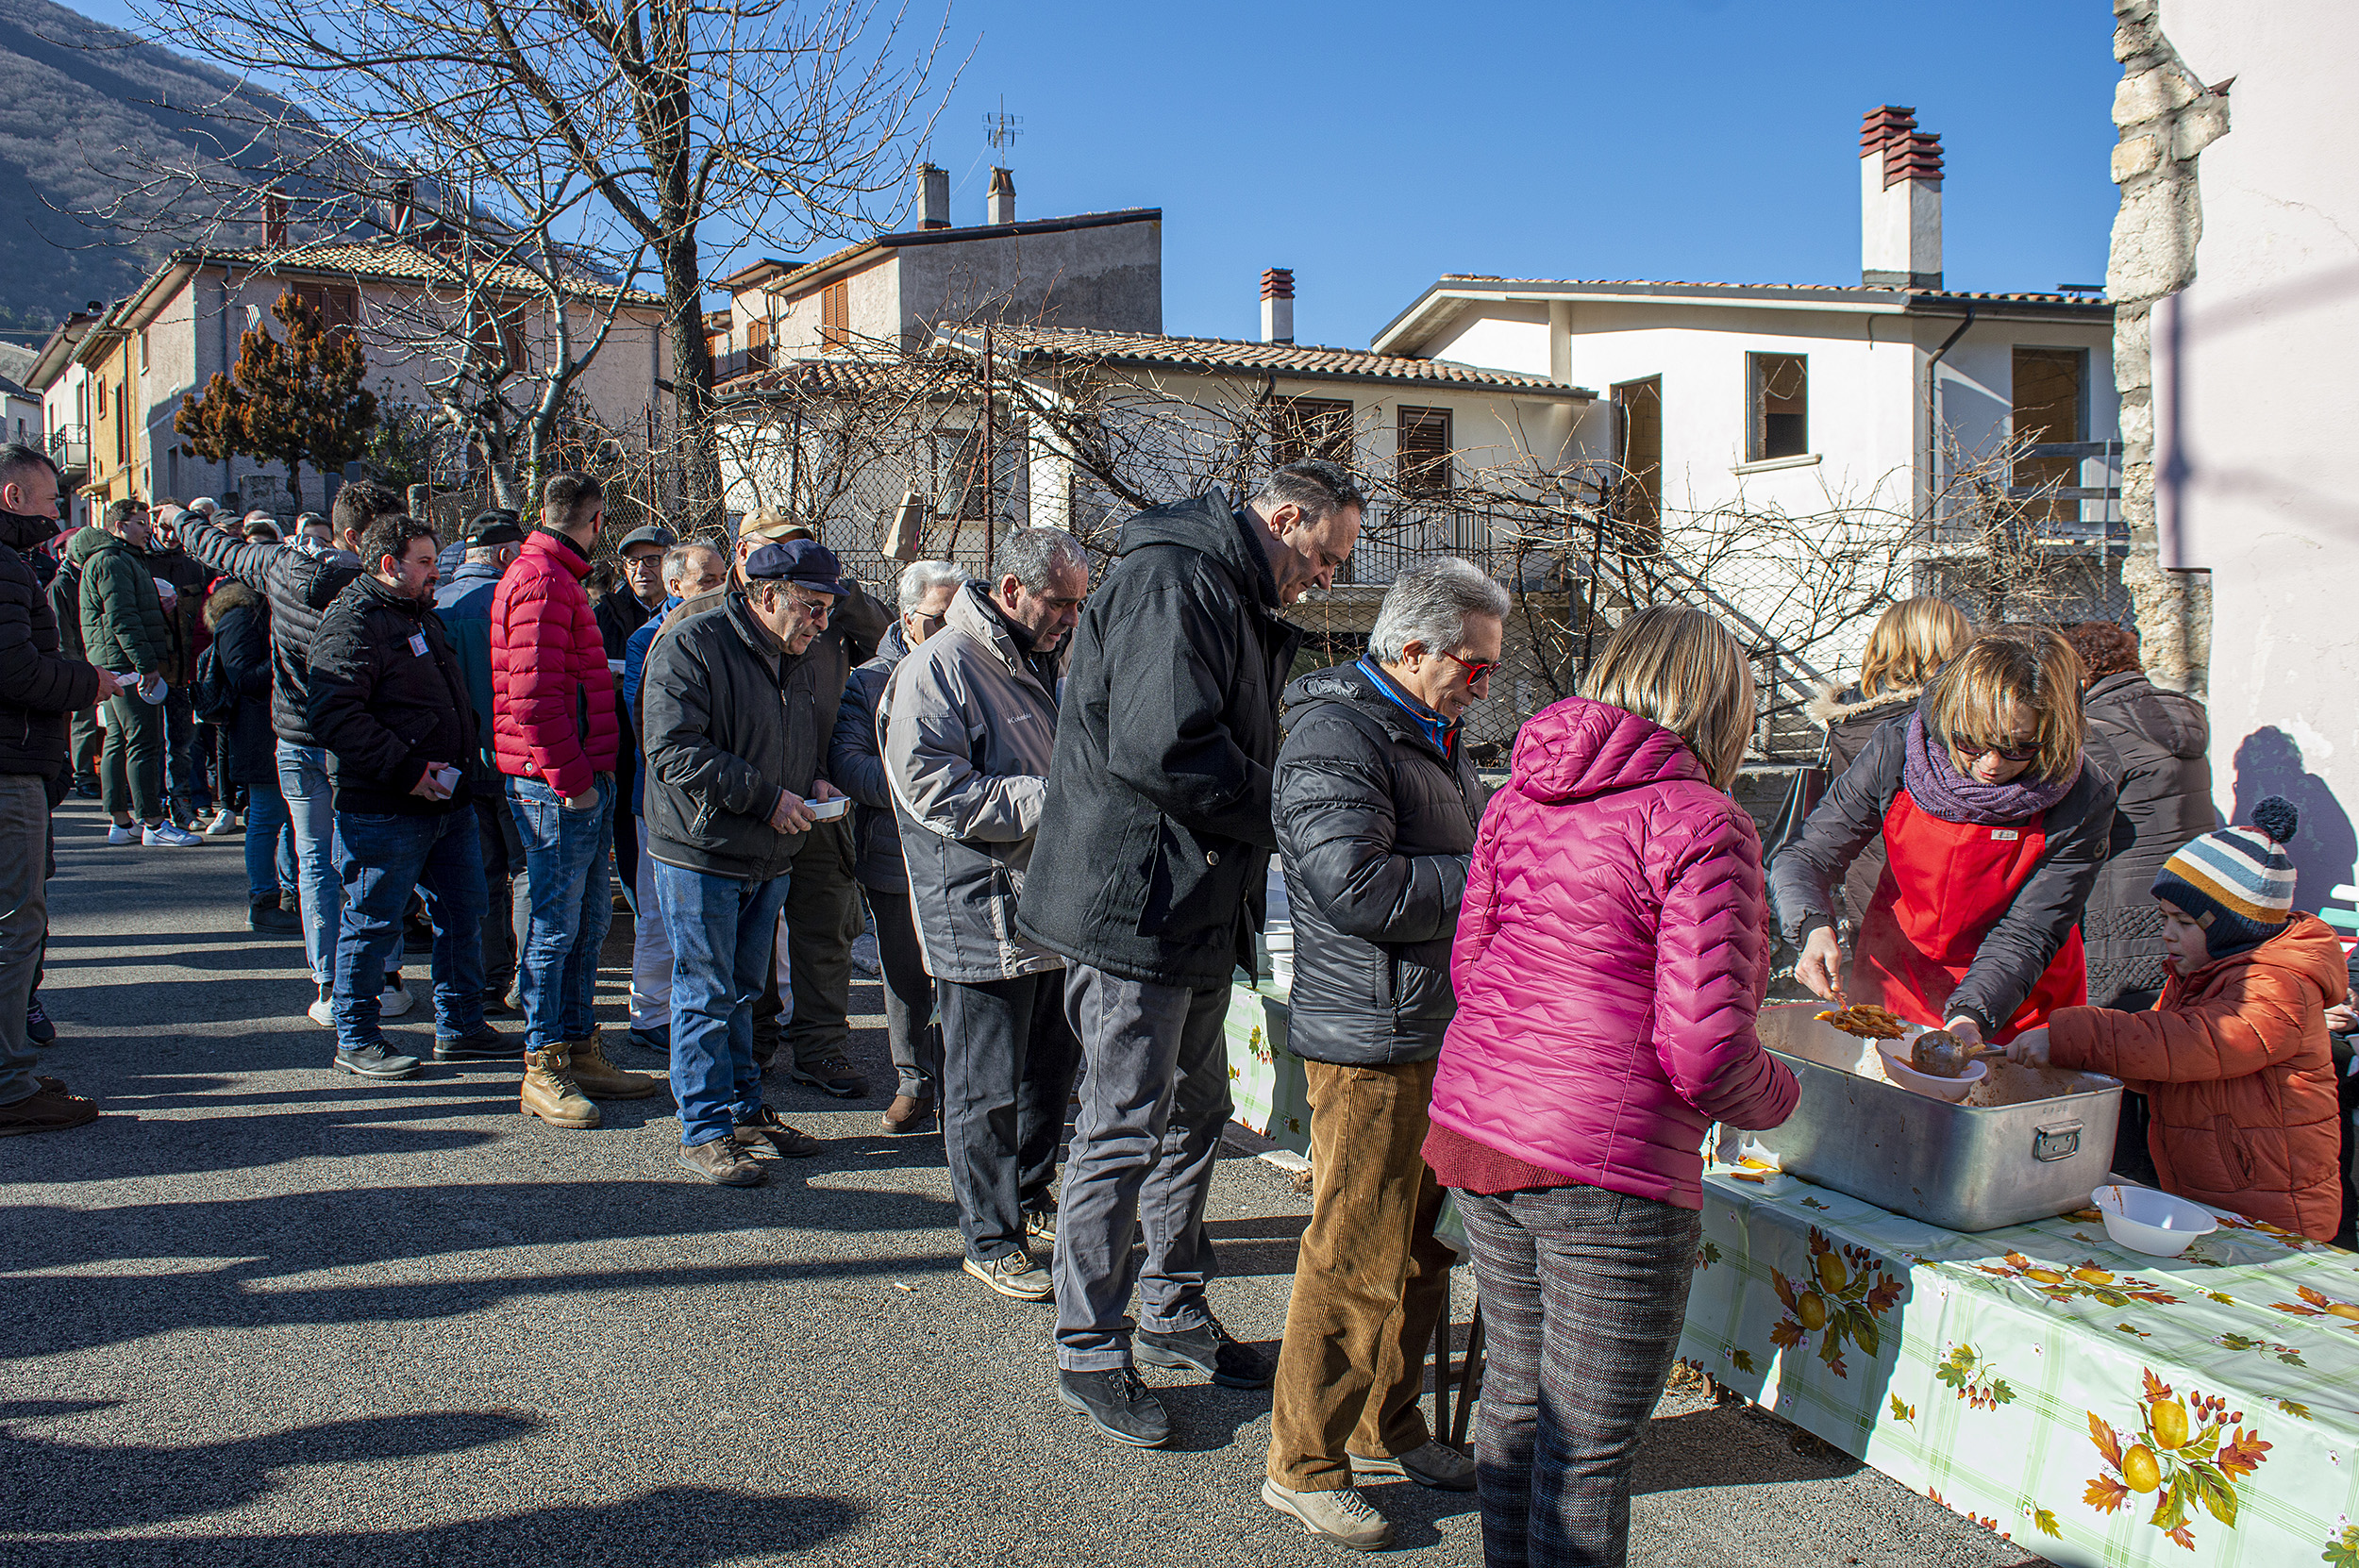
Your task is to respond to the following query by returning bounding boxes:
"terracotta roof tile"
[978,325,1592,396]
[178,238,664,304]
[1432,275,2105,306]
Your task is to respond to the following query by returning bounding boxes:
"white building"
[1369,107,2122,701]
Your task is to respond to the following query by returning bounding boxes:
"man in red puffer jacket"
[492,472,656,1126]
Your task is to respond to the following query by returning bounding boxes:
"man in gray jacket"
[639,540,842,1187]
[882,528,1088,1300]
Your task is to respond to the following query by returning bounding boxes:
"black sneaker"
[25,992,55,1045]
[249,899,299,934]
[433,1025,513,1062]
[1057,1366,1171,1448]
[1135,1314,1274,1389]
[627,1025,671,1055]
[334,1041,423,1080]
[788,1055,868,1098]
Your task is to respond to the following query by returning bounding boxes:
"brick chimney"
[917,163,950,229]
[261,188,289,250]
[1859,106,1943,289]
[1261,268,1295,344]
[986,166,1015,225]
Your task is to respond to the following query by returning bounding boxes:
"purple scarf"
[1901,711,2079,826]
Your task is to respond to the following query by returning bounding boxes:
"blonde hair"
[1581,605,1758,791]
[1858,597,1973,699]
[1923,627,2085,782]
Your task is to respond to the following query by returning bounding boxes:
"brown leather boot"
[563,1026,661,1100]
[520,1046,600,1128]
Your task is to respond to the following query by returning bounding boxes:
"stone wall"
[2105,0,2228,696]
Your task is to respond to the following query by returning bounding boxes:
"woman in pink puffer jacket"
[1425,606,1797,1568]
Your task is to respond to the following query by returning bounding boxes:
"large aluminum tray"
[1745,1004,2123,1233]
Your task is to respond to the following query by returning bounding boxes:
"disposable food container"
[2090,1182,2217,1257]
[1748,1004,2122,1232]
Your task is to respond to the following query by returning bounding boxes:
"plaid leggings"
[1455,1183,1701,1568]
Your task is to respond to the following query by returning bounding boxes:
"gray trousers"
[1052,963,1233,1372]
[0,775,50,1105]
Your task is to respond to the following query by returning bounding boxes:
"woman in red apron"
[1769,628,2117,1052]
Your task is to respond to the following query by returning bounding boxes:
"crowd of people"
[0,437,2348,1567]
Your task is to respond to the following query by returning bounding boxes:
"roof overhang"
[26,319,95,392]
[743,209,1164,303]
[937,325,1593,403]
[1372,277,2114,356]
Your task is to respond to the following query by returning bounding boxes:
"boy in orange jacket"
[2008,797,2347,1240]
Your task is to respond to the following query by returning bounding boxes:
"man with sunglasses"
[1259,556,1504,1544]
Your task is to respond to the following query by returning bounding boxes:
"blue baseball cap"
[744,538,845,597]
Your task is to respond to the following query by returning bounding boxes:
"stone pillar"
[2105,0,2229,697]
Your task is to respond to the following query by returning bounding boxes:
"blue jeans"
[508,773,615,1050]
[277,741,343,987]
[331,807,488,1050]
[654,859,793,1149]
[243,771,293,907]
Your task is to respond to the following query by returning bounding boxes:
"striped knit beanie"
[2151,796,2300,962]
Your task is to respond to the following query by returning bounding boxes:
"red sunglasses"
[1441,649,1499,684]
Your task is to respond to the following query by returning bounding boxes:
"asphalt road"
[0,796,2048,1566]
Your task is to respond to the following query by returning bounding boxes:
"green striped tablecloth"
[1223,982,1310,1159]
[1681,1164,2359,1566]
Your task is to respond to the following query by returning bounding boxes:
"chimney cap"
[1261,267,1295,300]
[987,166,1014,195]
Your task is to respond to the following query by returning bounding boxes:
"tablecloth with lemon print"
[1680,1163,2359,1566]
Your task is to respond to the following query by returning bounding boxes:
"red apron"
[1852,790,2085,1044]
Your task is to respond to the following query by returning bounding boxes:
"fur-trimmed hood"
[203,578,261,631]
[1806,682,1920,730]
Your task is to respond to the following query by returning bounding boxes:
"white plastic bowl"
[2091,1183,2217,1257]
[1875,1029,1988,1103]
[803,795,850,822]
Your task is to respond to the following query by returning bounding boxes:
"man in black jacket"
[1260,559,1501,1545]
[640,540,839,1185]
[1018,459,1362,1447]
[184,481,415,1029]
[0,444,120,1136]
[307,514,504,1082]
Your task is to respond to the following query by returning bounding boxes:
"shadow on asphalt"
[0,1406,539,1533]
[1631,1403,1865,1493]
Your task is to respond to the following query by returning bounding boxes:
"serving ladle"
[1907,1031,2005,1079]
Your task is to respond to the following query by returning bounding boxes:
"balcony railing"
[45,424,89,473]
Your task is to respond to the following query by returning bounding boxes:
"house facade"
[27,239,669,517]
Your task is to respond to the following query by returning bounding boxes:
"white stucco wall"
[2148,0,2359,910]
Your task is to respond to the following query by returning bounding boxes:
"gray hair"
[1367,557,1510,664]
[995,527,1087,594]
[662,541,727,589]
[896,558,969,611]
[1251,459,1366,526]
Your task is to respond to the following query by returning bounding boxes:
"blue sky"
[83,0,2126,347]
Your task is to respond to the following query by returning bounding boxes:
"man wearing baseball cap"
[436,511,528,1017]
[637,538,845,1182]
[598,521,678,915]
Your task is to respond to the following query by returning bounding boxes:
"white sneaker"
[307,984,335,1027]
[204,809,242,837]
[106,824,138,845]
[379,976,416,1017]
[142,822,203,847]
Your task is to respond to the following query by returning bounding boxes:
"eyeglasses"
[1442,649,1499,685]
[909,609,948,632]
[1955,738,2039,763]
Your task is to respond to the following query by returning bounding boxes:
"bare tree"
[117,0,957,531]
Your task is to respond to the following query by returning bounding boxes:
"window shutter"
[1396,406,1451,493]
[820,281,848,351]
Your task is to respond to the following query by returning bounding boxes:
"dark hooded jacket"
[2079,671,2216,1009]
[1274,662,1486,1066]
[77,529,172,676]
[1017,491,1305,988]
[306,573,478,816]
[203,581,276,786]
[0,509,101,778]
[180,516,360,748]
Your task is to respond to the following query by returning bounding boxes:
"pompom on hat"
[2151,795,2301,963]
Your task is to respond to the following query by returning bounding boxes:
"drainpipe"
[1921,300,1974,519]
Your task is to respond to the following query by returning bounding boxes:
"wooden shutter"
[1272,396,1353,466]
[819,281,848,351]
[1396,406,1451,493]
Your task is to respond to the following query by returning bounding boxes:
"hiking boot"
[732,1106,820,1159]
[627,1025,670,1055]
[963,1247,1054,1302]
[105,823,138,846]
[0,1084,99,1136]
[1262,1480,1395,1551]
[520,1047,600,1128]
[1351,1439,1478,1492]
[306,982,335,1028]
[432,1025,513,1062]
[333,1041,423,1080]
[25,992,55,1045]
[1057,1367,1170,1448]
[249,898,299,934]
[378,975,415,1017]
[1024,1204,1058,1243]
[1136,1314,1274,1389]
[142,821,203,847]
[563,1028,660,1099]
[879,1093,933,1135]
[789,1055,867,1098]
[679,1137,766,1186]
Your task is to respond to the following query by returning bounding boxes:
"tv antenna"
[984,95,1022,153]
